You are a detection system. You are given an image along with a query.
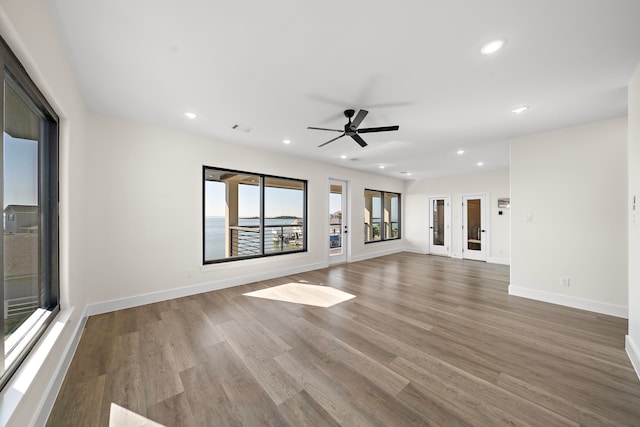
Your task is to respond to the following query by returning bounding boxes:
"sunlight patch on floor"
[109,403,165,427]
[243,282,355,307]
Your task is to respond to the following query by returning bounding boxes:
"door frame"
[461,193,489,261]
[427,194,451,256]
[329,178,349,264]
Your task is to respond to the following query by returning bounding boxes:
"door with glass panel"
[428,196,450,256]
[462,194,487,261]
[329,180,347,264]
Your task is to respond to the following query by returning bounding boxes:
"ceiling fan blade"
[357,125,400,134]
[318,133,345,147]
[307,126,343,132]
[351,133,368,147]
[350,109,369,129]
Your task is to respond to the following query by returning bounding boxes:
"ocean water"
[204,216,302,260]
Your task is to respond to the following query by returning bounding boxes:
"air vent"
[349,158,359,161]
[231,123,253,133]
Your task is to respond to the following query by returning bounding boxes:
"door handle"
[481,229,486,232]
[344,225,348,234]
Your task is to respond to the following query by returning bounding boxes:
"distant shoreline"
[205,215,301,219]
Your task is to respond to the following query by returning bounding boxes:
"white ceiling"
[47,0,640,180]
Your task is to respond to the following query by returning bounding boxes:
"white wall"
[404,168,510,264]
[83,113,405,308]
[628,63,640,378]
[0,1,406,423]
[0,0,89,425]
[510,117,628,318]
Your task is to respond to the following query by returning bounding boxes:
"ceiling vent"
[231,123,253,133]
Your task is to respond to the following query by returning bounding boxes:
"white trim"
[350,247,404,263]
[427,194,452,257]
[626,335,640,381]
[328,178,349,265]
[508,285,628,318]
[487,256,510,265]
[0,308,83,427]
[461,192,489,261]
[403,247,427,255]
[85,261,327,316]
[34,314,87,427]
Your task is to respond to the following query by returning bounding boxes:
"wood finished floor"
[47,253,640,426]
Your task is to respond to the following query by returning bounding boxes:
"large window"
[204,167,306,263]
[1,37,59,390]
[364,189,400,243]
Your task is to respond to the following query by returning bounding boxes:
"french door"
[329,180,348,264]
[462,194,487,261]
[428,196,450,256]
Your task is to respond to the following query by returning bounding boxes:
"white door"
[329,180,348,264]
[462,194,487,261]
[428,196,451,256]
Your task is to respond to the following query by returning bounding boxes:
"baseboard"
[487,256,510,265]
[402,247,428,255]
[349,247,404,263]
[508,285,628,318]
[626,335,640,381]
[84,261,328,316]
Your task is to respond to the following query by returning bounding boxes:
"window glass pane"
[264,177,305,254]
[364,190,382,242]
[329,185,342,254]
[467,198,482,251]
[3,81,40,340]
[433,199,445,246]
[384,192,399,239]
[204,169,261,261]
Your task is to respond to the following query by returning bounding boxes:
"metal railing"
[229,224,304,256]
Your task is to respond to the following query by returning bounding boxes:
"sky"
[3,133,38,210]
[205,181,303,218]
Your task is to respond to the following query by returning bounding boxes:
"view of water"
[204,216,302,260]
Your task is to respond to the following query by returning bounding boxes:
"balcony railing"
[229,224,304,256]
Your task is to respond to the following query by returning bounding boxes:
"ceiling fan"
[308,109,399,148]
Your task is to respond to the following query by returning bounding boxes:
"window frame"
[364,188,401,244]
[202,166,307,264]
[0,36,60,391]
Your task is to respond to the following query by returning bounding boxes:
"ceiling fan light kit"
[308,109,399,148]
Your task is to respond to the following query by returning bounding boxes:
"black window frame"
[203,166,307,264]
[0,36,60,391]
[364,188,401,244]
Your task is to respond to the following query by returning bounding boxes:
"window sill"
[0,308,77,426]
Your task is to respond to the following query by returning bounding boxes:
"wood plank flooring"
[46,253,640,426]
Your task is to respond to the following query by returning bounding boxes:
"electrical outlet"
[560,277,570,287]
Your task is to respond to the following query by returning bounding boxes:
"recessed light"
[457,150,465,155]
[340,155,348,159]
[283,139,291,145]
[184,112,197,120]
[512,105,529,114]
[379,165,385,169]
[480,39,506,55]
[477,162,484,166]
